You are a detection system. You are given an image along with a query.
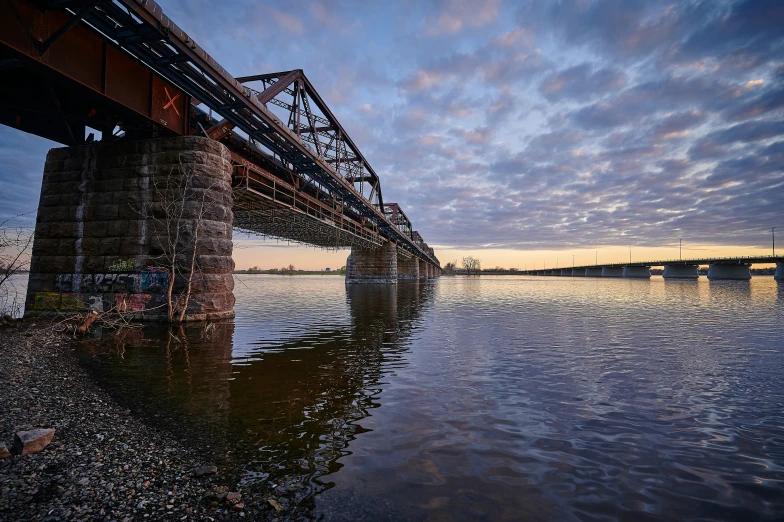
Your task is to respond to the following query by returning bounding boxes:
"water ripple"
[67,275,784,521]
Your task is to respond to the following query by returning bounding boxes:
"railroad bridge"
[0,0,441,320]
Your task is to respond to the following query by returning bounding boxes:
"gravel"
[0,323,286,521]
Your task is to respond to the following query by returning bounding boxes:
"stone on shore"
[193,465,217,477]
[12,428,56,455]
[0,441,10,459]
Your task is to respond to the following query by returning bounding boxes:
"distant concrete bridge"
[0,0,440,320]
[523,256,784,280]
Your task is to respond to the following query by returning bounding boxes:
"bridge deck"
[531,255,784,272]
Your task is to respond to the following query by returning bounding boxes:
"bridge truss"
[0,0,440,267]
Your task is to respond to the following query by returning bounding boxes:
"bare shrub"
[0,213,34,317]
[142,158,217,323]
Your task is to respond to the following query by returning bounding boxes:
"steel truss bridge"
[0,0,440,266]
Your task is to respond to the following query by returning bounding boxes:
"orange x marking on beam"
[163,86,180,116]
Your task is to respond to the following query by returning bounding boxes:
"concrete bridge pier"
[776,262,784,281]
[25,136,235,321]
[601,267,623,278]
[585,267,602,277]
[346,241,398,284]
[561,269,572,276]
[397,256,419,282]
[622,266,651,278]
[707,263,751,280]
[572,269,584,276]
[663,265,699,279]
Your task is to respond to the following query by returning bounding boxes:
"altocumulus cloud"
[0,0,782,250]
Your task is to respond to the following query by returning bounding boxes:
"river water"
[67,275,783,520]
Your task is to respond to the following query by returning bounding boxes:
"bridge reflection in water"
[74,282,433,515]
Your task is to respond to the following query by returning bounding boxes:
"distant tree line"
[237,264,347,275]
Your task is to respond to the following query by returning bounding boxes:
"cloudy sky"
[1,0,783,269]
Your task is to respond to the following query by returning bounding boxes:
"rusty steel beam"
[206,118,234,140]
[34,0,101,56]
[255,70,302,104]
[0,0,190,143]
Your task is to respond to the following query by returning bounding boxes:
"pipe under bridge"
[1,0,440,321]
[523,256,784,280]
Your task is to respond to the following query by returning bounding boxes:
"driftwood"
[52,302,161,336]
[74,311,99,335]
[59,311,99,336]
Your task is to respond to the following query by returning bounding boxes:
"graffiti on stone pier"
[55,273,136,293]
[31,290,153,313]
[108,258,135,272]
[32,268,169,314]
[114,293,152,312]
[140,267,170,292]
[85,294,104,312]
[32,292,84,311]
[54,268,170,294]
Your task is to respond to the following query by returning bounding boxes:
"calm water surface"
[70,275,784,521]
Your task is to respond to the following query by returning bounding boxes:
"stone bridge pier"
[397,256,420,282]
[345,243,436,283]
[345,241,398,284]
[419,259,429,280]
[25,136,235,321]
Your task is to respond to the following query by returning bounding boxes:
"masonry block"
[345,241,397,284]
[25,136,235,322]
[397,256,419,282]
[418,259,428,279]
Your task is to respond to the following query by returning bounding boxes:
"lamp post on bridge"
[573,254,575,268]
[629,246,632,264]
[680,238,682,260]
[773,227,776,256]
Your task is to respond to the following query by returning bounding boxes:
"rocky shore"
[0,324,282,521]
